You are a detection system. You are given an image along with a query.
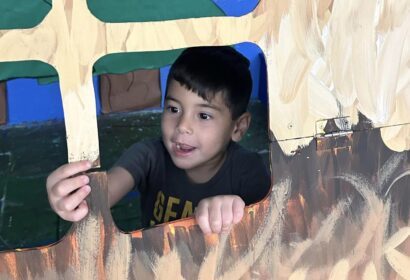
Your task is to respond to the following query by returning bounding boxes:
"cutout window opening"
[0,43,271,251]
[96,43,271,232]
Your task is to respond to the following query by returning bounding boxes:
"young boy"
[46,46,271,234]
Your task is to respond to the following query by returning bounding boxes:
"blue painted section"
[7,79,63,124]
[160,65,172,108]
[235,42,266,101]
[257,50,268,105]
[6,76,101,125]
[209,0,267,103]
[212,0,259,16]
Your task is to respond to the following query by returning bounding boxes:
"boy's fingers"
[196,196,244,235]
[221,202,233,233]
[52,175,90,198]
[72,200,89,221]
[57,185,91,212]
[195,204,212,234]
[232,197,245,224]
[208,201,222,233]
[47,160,92,189]
[61,200,89,222]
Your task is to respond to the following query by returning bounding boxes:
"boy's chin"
[170,157,197,170]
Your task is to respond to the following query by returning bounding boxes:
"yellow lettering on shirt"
[153,191,165,222]
[164,196,180,222]
[181,201,193,218]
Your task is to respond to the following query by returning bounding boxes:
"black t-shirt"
[115,138,271,227]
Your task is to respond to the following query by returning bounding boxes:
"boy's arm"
[195,195,245,234]
[107,166,135,207]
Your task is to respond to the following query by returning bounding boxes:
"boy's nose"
[176,116,193,134]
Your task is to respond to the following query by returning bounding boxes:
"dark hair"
[166,46,252,120]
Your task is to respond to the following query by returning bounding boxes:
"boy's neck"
[184,151,228,184]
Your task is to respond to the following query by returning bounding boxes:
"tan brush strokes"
[0,145,409,278]
[0,171,271,279]
[0,0,408,161]
[362,262,377,280]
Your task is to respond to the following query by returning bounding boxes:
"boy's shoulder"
[128,137,164,151]
[229,141,259,157]
[114,137,166,174]
[227,142,271,205]
[227,142,265,167]
[119,137,165,163]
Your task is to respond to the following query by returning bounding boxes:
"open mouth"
[174,142,196,156]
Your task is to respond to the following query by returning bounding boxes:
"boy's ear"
[231,112,251,142]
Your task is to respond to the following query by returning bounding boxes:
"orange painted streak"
[39,248,53,271]
[130,216,198,240]
[298,193,306,210]
[163,228,171,255]
[130,230,143,238]
[3,253,18,280]
[98,215,106,279]
[68,231,80,268]
[204,233,220,247]
[163,222,192,254]
[167,216,197,229]
[286,198,308,238]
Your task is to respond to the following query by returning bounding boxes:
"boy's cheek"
[161,119,173,135]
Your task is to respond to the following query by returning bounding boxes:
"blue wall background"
[7,77,101,124]
[4,1,265,125]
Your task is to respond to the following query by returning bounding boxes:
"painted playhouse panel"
[0,0,409,279]
[0,126,409,279]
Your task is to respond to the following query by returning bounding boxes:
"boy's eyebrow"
[165,96,222,111]
[197,103,222,112]
[164,96,178,102]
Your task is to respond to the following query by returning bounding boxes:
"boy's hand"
[46,160,92,222]
[195,195,245,235]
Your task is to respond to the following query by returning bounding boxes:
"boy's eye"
[166,106,179,113]
[199,113,212,120]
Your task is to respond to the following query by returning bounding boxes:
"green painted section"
[94,49,185,76]
[0,102,269,251]
[0,1,51,29]
[0,61,58,83]
[87,0,224,22]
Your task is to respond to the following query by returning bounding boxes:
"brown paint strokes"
[1,131,410,279]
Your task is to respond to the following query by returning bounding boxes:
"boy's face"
[161,79,241,181]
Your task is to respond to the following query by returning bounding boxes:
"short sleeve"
[113,139,161,193]
[236,152,271,205]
